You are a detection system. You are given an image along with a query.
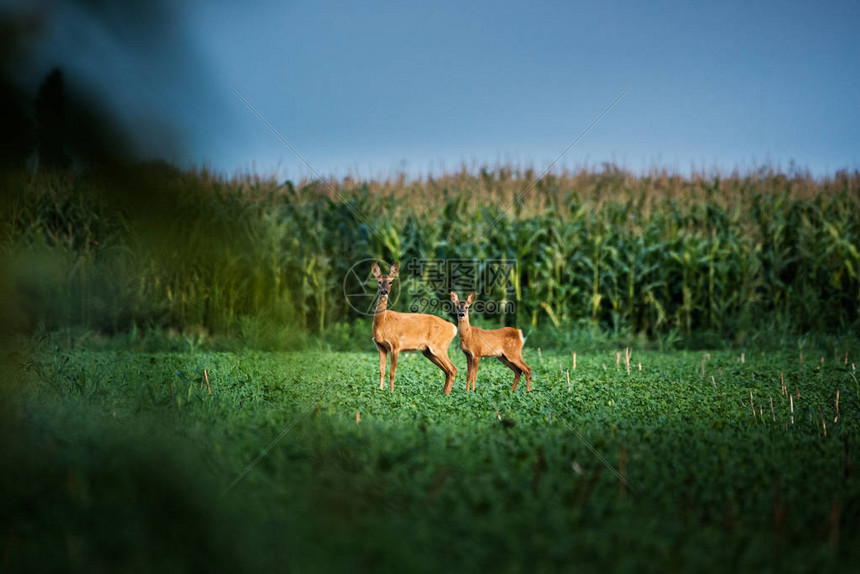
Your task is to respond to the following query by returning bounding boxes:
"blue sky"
[27,0,860,179]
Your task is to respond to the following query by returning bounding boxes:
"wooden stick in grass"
[790,395,794,424]
[750,391,755,417]
[770,396,775,421]
[819,407,827,437]
[356,411,360,425]
[711,375,716,390]
[616,351,621,368]
[781,372,786,396]
[567,369,571,392]
[638,362,642,372]
[625,348,631,375]
[835,390,840,423]
[572,351,577,371]
[203,369,211,395]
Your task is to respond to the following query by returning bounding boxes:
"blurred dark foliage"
[0,4,246,572]
[0,0,204,341]
[0,2,149,173]
[0,12,36,170]
[34,68,72,170]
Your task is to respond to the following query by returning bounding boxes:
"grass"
[2,161,858,571]
[3,338,859,572]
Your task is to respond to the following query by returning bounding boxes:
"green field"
[4,339,858,572]
[1,163,858,571]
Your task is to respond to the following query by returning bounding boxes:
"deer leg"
[464,354,473,392]
[378,346,387,391]
[509,355,532,392]
[471,356,481,391]
[440,348,458,395]
[427,347,457,395]
[423,349,450,393]
[499,356,522,391]
[389,350,399,392]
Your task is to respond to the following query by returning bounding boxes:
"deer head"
[371,261,399,297]
[450,291,476,319]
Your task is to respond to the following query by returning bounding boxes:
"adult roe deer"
[371,262,458,394]
[450,291,531,392]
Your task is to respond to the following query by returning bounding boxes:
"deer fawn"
[451,291,531,392]
[371,262,459,394]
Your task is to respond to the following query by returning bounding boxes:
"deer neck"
[372,294,389,335]
[458,315,472,338]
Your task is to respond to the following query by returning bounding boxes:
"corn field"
[1,163,858,342]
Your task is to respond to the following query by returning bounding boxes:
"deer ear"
[371,262,382,279]
[450,291,459,303]
[466,292,476,305]
[389,262,399,278]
